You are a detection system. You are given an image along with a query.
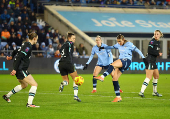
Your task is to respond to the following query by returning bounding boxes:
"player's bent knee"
[154,76,159,79]
[21,83,28,89]
[31,82,38,87]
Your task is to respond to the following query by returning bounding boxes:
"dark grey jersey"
[59,41,74,63]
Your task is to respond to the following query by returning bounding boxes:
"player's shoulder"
[124,41,135,48]
[101,43,108,47]
[68,41,74,44]
[22,42,32,48]
[126,41,133,46]
[93,45,98,49]
[149,38,156,45]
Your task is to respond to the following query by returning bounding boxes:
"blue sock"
[103,65,114,77]
[93,76,97,89]
[113,81,120,96]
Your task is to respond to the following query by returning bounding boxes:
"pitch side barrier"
[0,58,170,74]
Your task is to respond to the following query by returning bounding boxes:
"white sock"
[101,75,104,78]
[140,78,150,93]
[73,82,78,97]
[28,86,37,105]
[63,81,68,85]
[153,77,158,93]
[7,85,22,97]
[93,88,96,90]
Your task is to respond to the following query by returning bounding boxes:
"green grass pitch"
[0,74,170,119]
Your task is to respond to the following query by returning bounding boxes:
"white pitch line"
[0,91,170,101]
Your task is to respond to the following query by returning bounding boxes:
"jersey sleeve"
[128,42,136,51]
[86,47,95,65]
[13,43,31,70]
[11,48,19,59]
[104,44,113,62]
[104,44,117,49]
[133,47,145,58]
[131,43,145,58]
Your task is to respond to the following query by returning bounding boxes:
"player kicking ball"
[83,35,123,93]
[94,34,146,102]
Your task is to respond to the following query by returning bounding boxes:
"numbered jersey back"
[59,41,74,63]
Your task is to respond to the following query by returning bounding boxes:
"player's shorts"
[119,58,131,73]
[16,70,30,80]
[58,62,76,76]
[145,54,157,70]
[96,65,109,70]
[145,62,157,70]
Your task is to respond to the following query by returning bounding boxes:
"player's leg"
[94,59,123,81]
[58,62,69,92]
[111,70,123,93]
[59,75,69,92]
[111,69,122,102]
[69,71,81,102]
[2,70,28,103]
[23,74,39,107]
[2,79,28,103]
[152,69,162,97]
[91,66,102,93]
[139,69,154,97]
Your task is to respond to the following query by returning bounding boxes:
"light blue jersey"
[104,42,145,60]
[86,43,113,66]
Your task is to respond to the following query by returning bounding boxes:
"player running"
[2,32,40,108]
[58,32,81,102]
[139,30,163,97]
[83,35,123,93]
[94,34,146,102]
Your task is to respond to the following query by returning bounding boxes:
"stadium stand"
[0,0,170,58]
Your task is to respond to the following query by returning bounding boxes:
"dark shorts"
[119,58,131,73]
[145,55,157,70]
[58,62,76,76]
[96,65,109,70]
[145,62,157,70]
[16,70,30,80]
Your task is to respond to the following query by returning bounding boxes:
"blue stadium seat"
[23,0,28,6]
[134,1,137,5]
[156,1,161,5]
[1,42,7,48]
[30,3,35,11]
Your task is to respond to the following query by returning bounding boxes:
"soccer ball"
[74,76,84,86]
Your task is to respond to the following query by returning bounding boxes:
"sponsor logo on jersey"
[25,47,30,52]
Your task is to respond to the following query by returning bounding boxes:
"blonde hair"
[95,35,102,40]
[153,30,163,38]
[28,32,37,40]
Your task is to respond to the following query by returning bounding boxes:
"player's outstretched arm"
[133,47,145,58]
[84,47,95,70]
[83,64,88,70]
[133,47,148,65]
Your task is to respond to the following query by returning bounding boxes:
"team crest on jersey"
[150,41,154,44]
[25,47,30,52]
